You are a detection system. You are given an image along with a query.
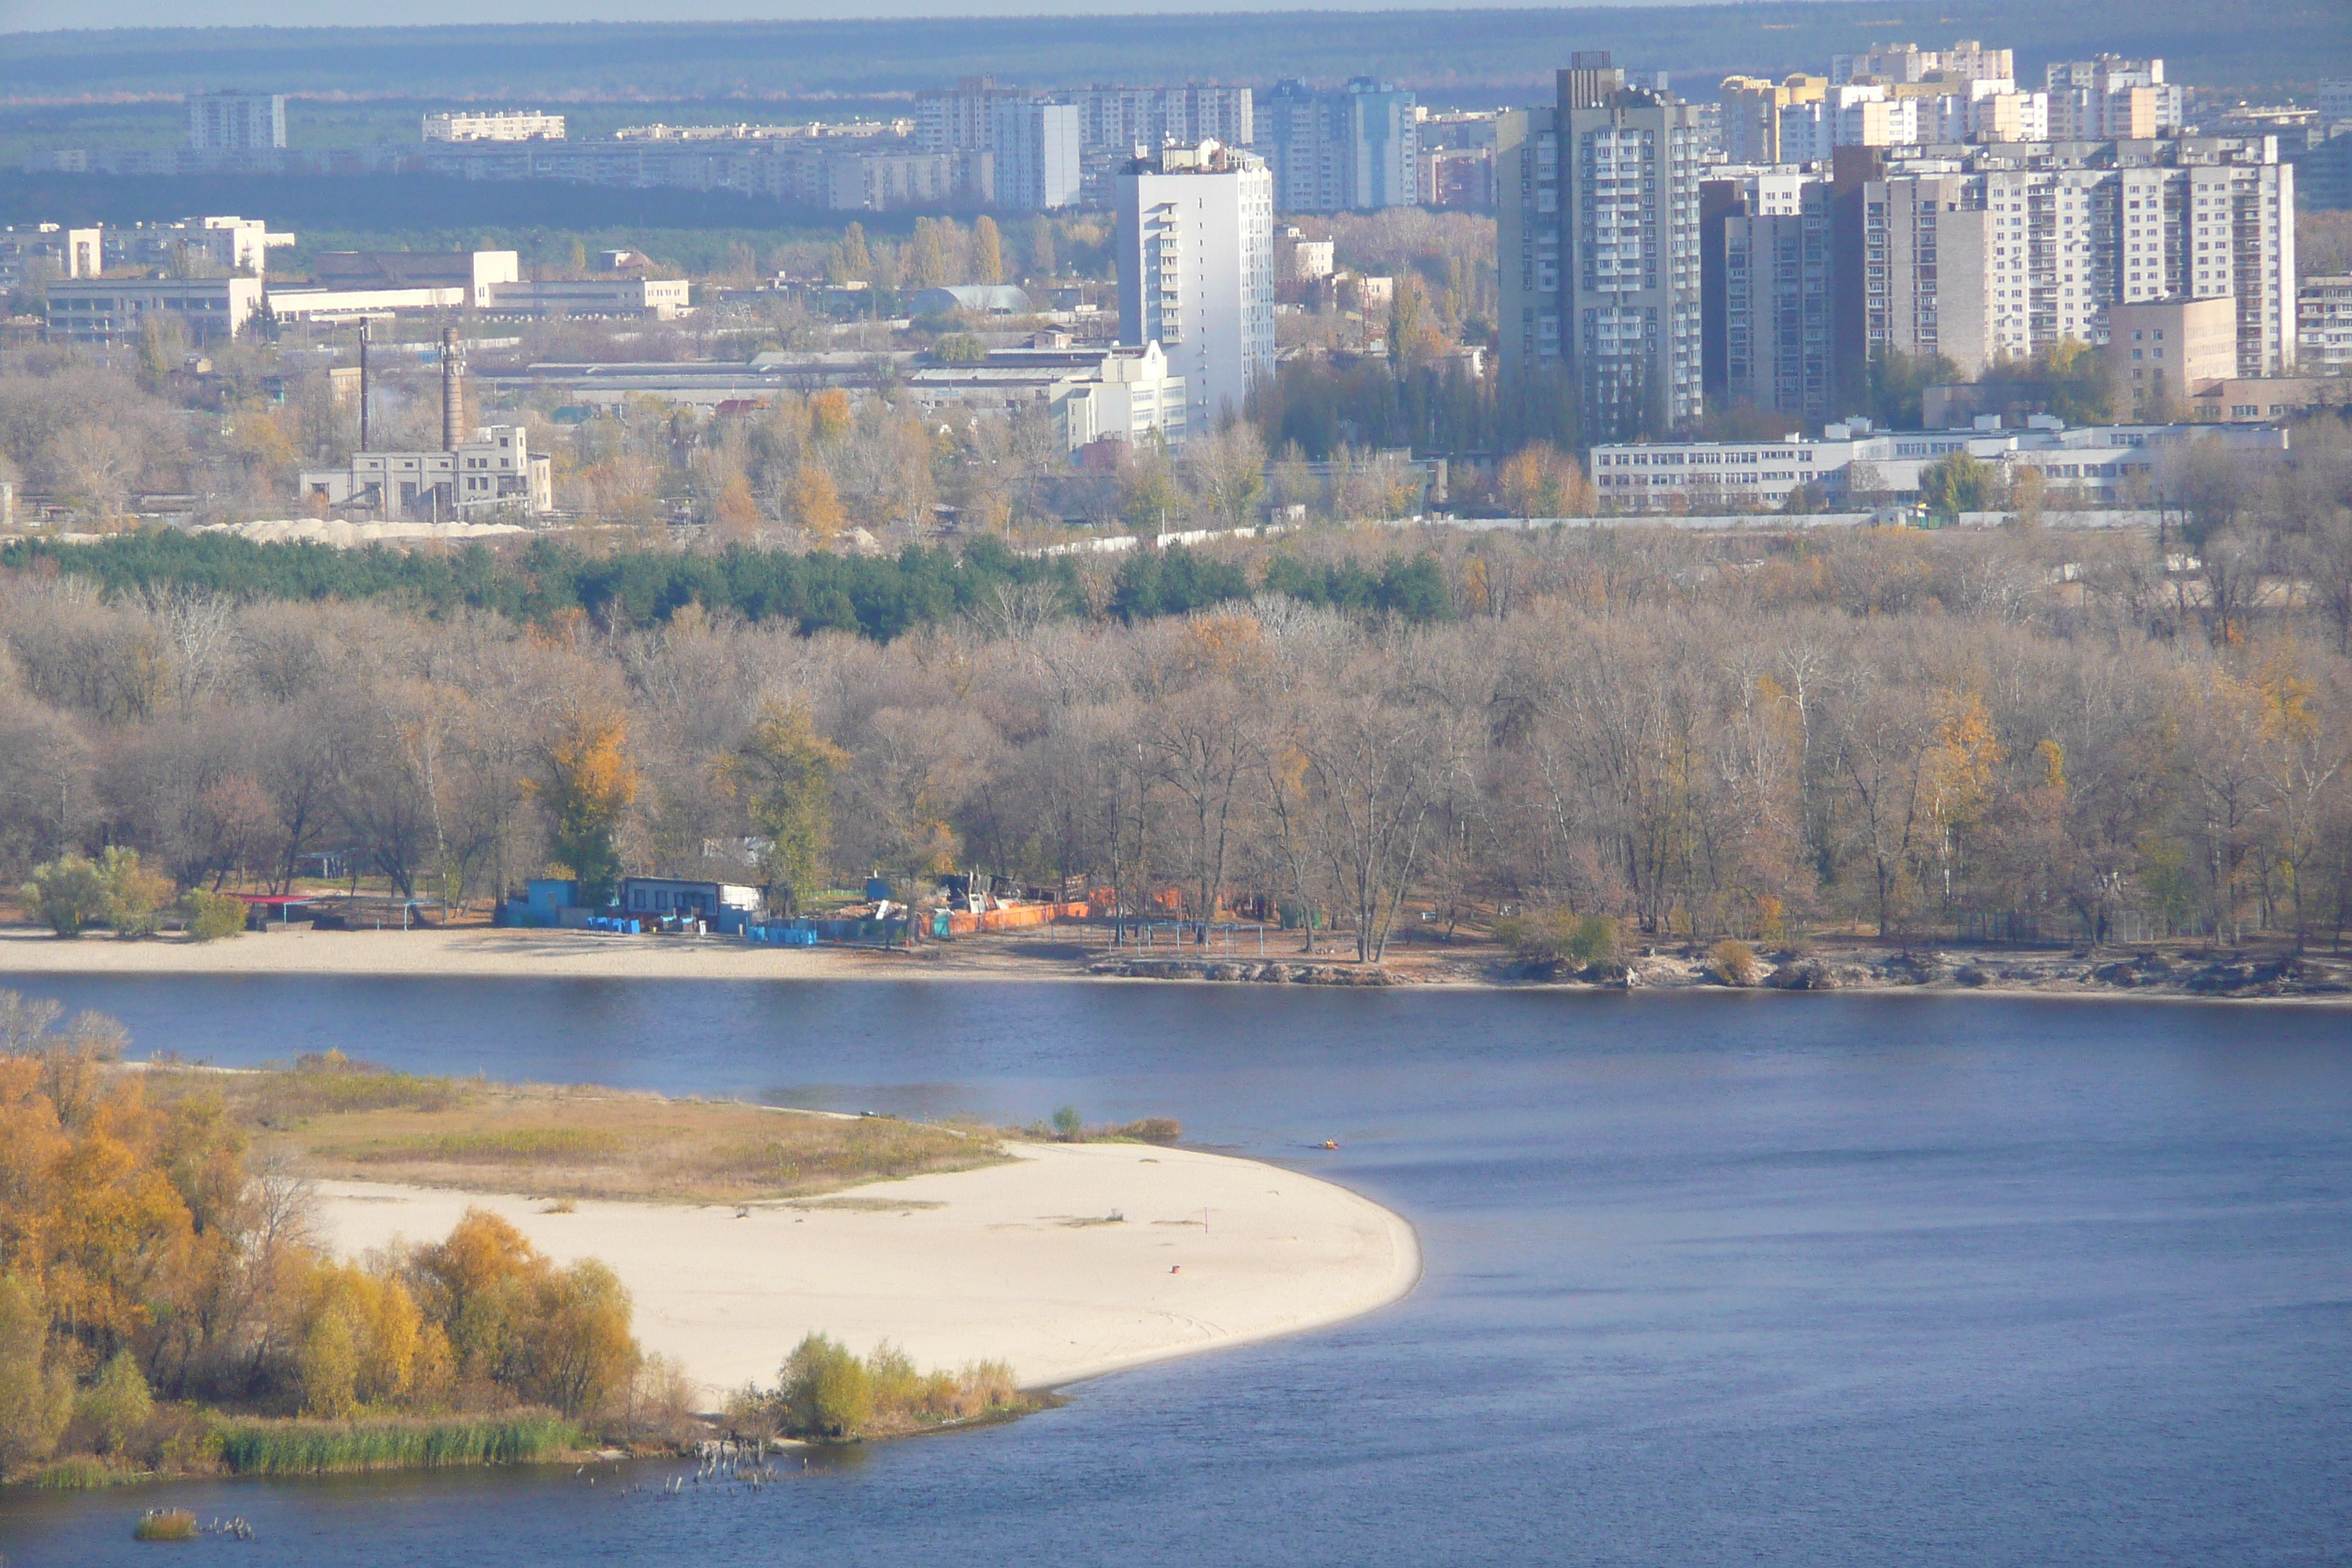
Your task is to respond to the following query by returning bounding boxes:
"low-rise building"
[302,250,519,308]
[902,341,1187,450]
[0,223,101,289]
[1588,420,2289,511]
[486,276,691,320]
[617,876,763,930]
[2187,376,2352,421]
[43,275,267,342]
[299,424,551,519]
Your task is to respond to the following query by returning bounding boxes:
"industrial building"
[1588,419,2288,511]
[42,275,268,343]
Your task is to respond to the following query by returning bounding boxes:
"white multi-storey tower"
[1115,142,1275,436]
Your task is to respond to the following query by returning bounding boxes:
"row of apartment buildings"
[1500,48,2320,444]
[39,81,1480,217]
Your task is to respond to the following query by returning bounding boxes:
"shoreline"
[312,1140,1422,1403]
[2,925,2345,1004]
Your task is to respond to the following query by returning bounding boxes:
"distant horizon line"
[1,0,1750,41]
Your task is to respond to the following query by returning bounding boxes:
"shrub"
[181,888,247,942]
[1711,940,1760,987]
[80,1349,153,1457]
[777,1332,872,1440]
[1049,1105,1082,1140]
[133,1508,198,1540]
[752,1334,1028,1441]
[99,848,173,938]
[21,855,108,936]
[1118,1118,1182,1145]
[1496,908,1622,972]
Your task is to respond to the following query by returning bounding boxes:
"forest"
[4,489,2349,955]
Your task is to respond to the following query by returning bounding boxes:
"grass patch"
[132,1508,198,1541]
[314,1127,626,1164]
[190,1081,1007,1205]
[145,1048,465,1128]
[214,1412,578,1475]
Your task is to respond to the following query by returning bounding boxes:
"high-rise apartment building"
[990,100,1083,211]
[1708,175,1836,426]
[186,91,285,152]
[1071,86,1254,157]
[1831,40,2013,88]
[2299,276,2352,371]
[1860,137,2297,379]
[1719,75,1826,165]
[1256,78,1419,212]
[1115,142,1275,433]
[917,78,1021,155]
[2045,59,2182,140]
[1499,53,1703,439]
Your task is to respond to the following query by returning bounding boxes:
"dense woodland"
[5,469,2350,951]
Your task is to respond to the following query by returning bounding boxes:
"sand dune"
[313,1139,1420,1402]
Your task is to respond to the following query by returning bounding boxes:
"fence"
[1107,918,1268,955]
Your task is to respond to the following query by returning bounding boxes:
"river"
[0,978,2345,1567]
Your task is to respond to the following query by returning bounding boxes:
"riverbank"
[314,1139,1422,1405]
[8,923,2344,1001]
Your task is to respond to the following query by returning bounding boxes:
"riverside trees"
[0,514,2348,951]
[0,1004,653,1479]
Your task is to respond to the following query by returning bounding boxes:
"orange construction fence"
[944,901,1096,935]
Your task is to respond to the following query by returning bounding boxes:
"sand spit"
[314,1140,1420,1403]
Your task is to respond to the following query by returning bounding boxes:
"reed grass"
[214,1412,578,1475]
[29,1455,126,1490]
[132,1508,198,1541]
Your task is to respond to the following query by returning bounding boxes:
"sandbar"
[312,1139,1421,1401]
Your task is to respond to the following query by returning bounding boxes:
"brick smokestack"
[440,325,463,451]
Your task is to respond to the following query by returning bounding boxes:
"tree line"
[0,1004,682,1482]
[4,504,2348,952]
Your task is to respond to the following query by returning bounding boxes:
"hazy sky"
[4,0,1651,31]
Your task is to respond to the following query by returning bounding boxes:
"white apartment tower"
[186,91,285,151]
[1863,137,2297,379]
[1115,142,1275,434]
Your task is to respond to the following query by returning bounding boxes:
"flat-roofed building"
[0,223,102,289]
[187,90,284,151]
[2108,296,2237,418]
[1589,419,2287,510]
[300,424,551,519]
[422,110,566,143]
[43,275,266,342]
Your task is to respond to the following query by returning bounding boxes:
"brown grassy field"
[141,1052,1006,1204]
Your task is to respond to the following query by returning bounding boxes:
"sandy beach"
[314,1139,1421,1403]
[0,924,1028,982]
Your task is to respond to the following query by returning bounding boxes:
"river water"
[0,977,2345,1567]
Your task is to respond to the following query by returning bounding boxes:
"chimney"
[440,325,464,452]
[357,320,370,452]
